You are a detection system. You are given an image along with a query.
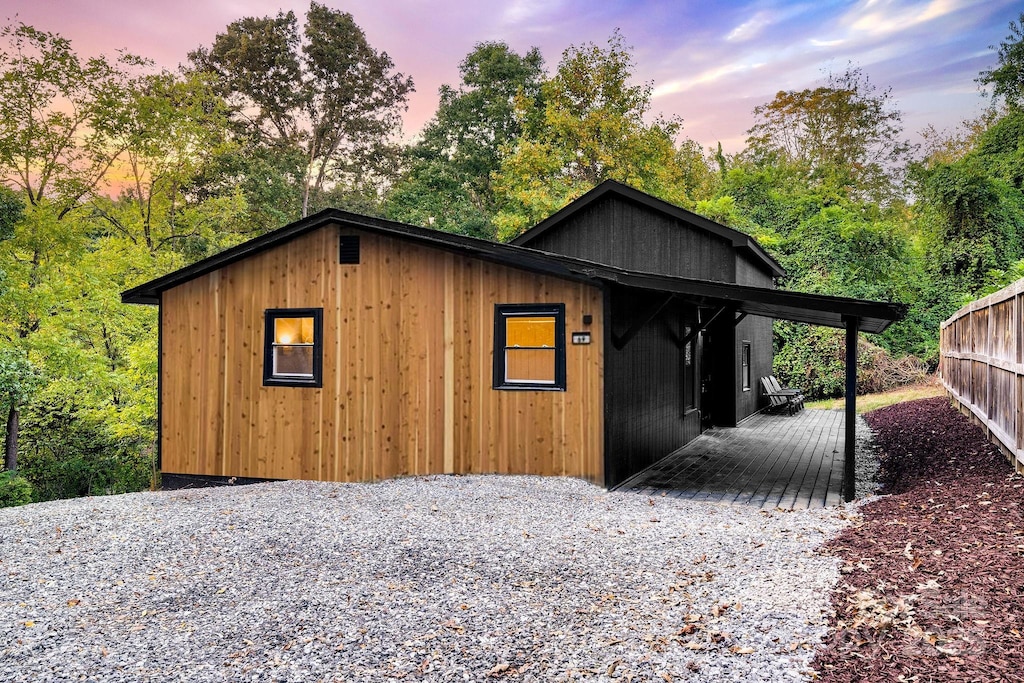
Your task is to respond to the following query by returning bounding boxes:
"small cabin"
[123,181,904,489]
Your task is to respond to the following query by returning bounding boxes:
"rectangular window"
[264,308,323,387]
[741,341,751,391]
[493,304,566,390]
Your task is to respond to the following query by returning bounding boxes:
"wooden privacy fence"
[940,278,1024,474]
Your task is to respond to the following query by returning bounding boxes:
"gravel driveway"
[1,475,852,682]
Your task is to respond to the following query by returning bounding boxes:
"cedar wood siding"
[160,224,604,484]
[520,196,737,282]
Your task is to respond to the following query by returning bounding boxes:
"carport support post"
[843,316,859,502]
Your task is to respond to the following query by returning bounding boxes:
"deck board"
[618,409,846,510]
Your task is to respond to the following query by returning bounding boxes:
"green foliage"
[0,470,32,508]
[0,348,42,413]
[912,109,1024,301]
[978,13,1024,109]
[0,185,23,241]
[386,42,545,238]
[190,2,414,217]
[773,323,847,399]
[773,324,926,399]
[745,67,913,205]
[18,389,152,501]
[0,22,147,213]
[490,31,713,240]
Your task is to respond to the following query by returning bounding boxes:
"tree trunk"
[4,405,18,472]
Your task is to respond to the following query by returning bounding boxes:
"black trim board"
[156,292,163,474]
[161,473,282,490]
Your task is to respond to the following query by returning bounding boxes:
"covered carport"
[597,270,907,503]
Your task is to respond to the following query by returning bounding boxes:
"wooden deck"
[617,409,846,509]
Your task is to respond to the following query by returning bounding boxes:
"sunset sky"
[3,0,1020,153]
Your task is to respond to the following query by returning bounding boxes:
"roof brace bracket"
[732,311,748,327]
[675,305,729,349]
[611,294,676,351]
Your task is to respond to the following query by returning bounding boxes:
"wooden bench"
[766,375,804,411]
[761,376,803,415]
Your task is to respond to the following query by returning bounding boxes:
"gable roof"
[122,208,905,333]
[511,180,786,278]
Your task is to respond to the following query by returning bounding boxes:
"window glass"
[275,317,315,345]
[264,309,323,387]
[273,317,315,377]
[493,305,565,391]
[506,348,556,384]
[505,315,556,384]
[741,342,751,391]
[506,317,555,348]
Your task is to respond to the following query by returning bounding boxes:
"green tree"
[0,185,23,241]
[89,69,249,258]
[0,22,144,217]
[0,348,42,471]
[386,42,545,237]
[978,12,1024,109]
[745,66,913,204]
[189,2,414,217]
[491,31,712,240]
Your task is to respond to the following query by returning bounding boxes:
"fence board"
[940,279,1024,473]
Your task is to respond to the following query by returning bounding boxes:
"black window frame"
[741,340,751,392]
[263,308,324,388]
[492,303,566,391]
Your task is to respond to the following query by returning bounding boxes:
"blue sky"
[4,0,1020,153]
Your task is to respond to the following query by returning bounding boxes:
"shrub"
[0,471,33,508]
[17,393,153,502]
[774,321,929,399]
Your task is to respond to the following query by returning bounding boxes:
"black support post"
[844,316,859,502]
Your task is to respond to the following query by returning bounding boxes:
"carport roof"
[122,208,906,333]
[604,270,906,334]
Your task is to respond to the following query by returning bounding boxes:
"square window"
[493,304,566,391]
[264,308,323,387]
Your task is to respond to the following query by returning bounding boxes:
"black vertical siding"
[735,253,775,287]
[525,197,737,283]
[604,288,701,487]
[735,315,774,422]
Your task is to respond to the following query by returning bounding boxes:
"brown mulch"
[812,397,1024,682]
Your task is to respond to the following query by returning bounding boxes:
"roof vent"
[339,235,360,264]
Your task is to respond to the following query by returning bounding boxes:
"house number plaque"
[571,332,591,345]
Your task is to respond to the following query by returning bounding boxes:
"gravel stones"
[1,475,854,681]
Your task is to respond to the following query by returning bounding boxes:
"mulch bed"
[812,397,1024,682]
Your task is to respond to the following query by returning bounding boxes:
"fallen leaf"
[731,646,755,654]
[488,662,509,677]
[67,599,80,607]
